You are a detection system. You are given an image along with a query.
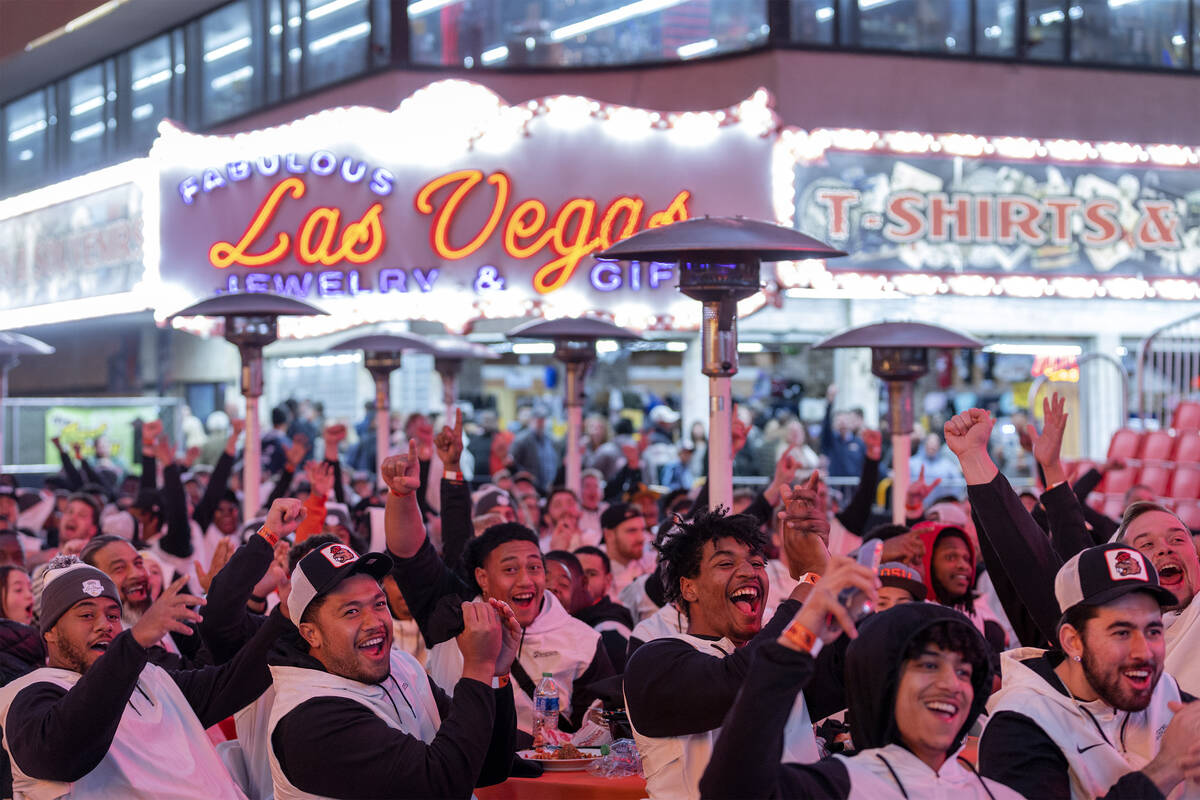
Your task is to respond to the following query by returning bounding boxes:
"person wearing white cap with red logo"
[266,538,521,800]
[0,552,288,799]
[980,543,1200,800]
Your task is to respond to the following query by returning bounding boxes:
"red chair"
[1174,402,1200,432]
[1107,429,1144,463]
[1138,431,1175,465]
[1175,500,1200,529]
[1172,466,1200,499]
[1175,432,1200,465]
[1136,465,1171,496]
[1100,467,1137,495]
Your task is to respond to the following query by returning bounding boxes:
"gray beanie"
[39,562,121,634]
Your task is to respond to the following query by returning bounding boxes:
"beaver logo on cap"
[320,543,358,568]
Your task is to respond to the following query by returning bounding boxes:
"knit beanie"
[39,561,121,634]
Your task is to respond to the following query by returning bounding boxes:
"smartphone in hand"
[838,539,882,622]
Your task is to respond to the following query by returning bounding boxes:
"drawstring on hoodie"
[877,752,998,799]
[386,673,415,719]
[516,625,527,661]
[127,680,155,717]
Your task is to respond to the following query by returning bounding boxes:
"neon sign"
[413,169,691,294]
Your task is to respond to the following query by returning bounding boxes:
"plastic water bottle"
[532,672,561,748]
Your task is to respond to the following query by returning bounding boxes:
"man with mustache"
[979,543,1200,799]
[623,488,849,800]
[0,556,286,798]
[946,400,1200,694]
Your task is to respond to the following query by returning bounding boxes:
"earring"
[1073,656,1081,662]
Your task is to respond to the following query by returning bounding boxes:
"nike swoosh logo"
[1076,743,1106,753]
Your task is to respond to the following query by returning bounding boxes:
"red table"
[476,772,647,800]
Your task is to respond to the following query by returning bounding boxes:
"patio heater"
[169,293,326,520]
[0,333,55,469]
[814,321,982,523]
[507,318,640,496]
[429,339,499,412]
[331,331,436,479]
[599,217,845,510]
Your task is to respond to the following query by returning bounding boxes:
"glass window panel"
[409,0,769,69]
[791,0,835,43]
[66,64,110,170]
[1071,0,1187,67]
[303,0,372,90]
[976,0,1018,54]
[4,91,51,188]
[200,0,256,126]
[129,35,173,151]
[1024,0,1068,59]
[839,0,970,52]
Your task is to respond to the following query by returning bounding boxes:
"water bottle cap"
[542,672,552,677]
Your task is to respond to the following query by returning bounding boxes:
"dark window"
[791,0,836,43]
[129,35,176,151]
[4,91,53,188]
[200,0,257,125]
[1024,0,1068,59]
[840,0,971,52]
[976,0,1019,54]
[1071,0,1187,67]
[65,64,114,171]
[303,0,373,90]
[409,0,769,68]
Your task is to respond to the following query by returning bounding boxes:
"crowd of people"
[0,386,1195,799]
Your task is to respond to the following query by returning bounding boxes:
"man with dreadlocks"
[623,491,858,800]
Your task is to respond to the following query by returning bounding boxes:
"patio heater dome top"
[596,216,848,262]
[0,332,55,356]
[507,317,642,342]
[331,332,436,354]
[813,320,983,350]
[167,293,328,319]
[430,340,500,360]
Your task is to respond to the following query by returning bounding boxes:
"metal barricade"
[1137,311,1200,428]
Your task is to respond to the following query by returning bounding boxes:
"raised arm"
[836,429,882,535]
[1029,393,1096,560]
[194,419,243,529]
[946,409,1064,644]
[158,438,194,560]
[52,435,83,490]
[323,424,348,505]
[435,410,473,572]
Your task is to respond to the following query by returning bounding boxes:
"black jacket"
[268,631,516,798]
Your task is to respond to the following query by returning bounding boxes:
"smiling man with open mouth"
[624,502,852,800]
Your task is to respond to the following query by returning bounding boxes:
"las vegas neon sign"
[193,165,692,296]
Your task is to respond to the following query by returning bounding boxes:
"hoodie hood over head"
[914,521,977,605]
[845,602,993,756]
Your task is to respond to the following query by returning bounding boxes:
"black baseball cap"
[601,502,642,530]
[287,542,392,622]
[1054,543,1177,614]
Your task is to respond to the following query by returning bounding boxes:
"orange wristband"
[782,620,819,654]
[492,674,511,689]
[258,525,279,547]
[389,487,412,498]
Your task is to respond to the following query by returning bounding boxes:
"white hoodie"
[425,590,601,733]
[1164,594,1200,696]
[987,647,1193,800]
[833,743,1022,800]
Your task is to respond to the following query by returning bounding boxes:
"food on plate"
[530,744,592,760]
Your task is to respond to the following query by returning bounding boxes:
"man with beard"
[945,402,1200,694]
[267,541,518,799]
[0,556,286,798]
[601,503,653,600]
[382,440,613,741]
[80,535,205,668]
[623,498,849,800]
[979,543,1200,799]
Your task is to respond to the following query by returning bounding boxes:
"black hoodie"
[700,603,996,800]
[267,622,516,799]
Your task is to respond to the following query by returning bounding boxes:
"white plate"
[518,746,604,771]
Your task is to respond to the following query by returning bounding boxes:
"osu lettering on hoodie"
[699,603,1024,800]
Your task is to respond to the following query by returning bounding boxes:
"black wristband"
[248,594,267,605]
